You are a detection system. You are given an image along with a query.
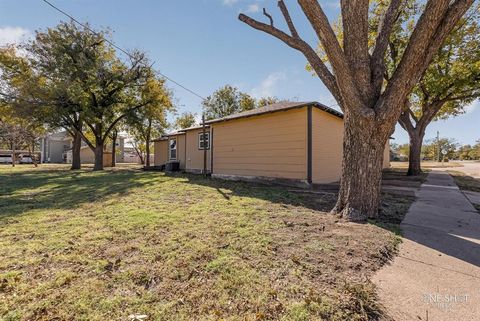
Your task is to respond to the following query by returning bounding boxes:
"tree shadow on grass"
[171,172,415,229]
[0,167,162,219]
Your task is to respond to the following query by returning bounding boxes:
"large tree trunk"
[332,115,389,221]
[111,131,117,168]
[407,130,425,176]
[11,141,15,167]
[145,143,151,167]
[71,129,82,170]
[93,142,104,171]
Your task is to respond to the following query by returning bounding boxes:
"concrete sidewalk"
[373,171,480,321]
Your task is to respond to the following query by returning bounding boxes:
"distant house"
[153,102,390,186]
[41,131,126,165]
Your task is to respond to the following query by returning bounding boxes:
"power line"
[40,0,206,101]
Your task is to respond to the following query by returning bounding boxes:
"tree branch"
[238,12,343,108]
[278,0,299,38]
[341,0,371,98]
[102,102,150,142]
[297,0,371,116]
[371,0,404,97]
[379,0,473,119]
[263,8,273,26]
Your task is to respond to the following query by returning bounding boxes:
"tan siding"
[154,140,168,166]
[185,128,211,172]
[311,108,344,184]
[79,148,112,167]
[212,108,308,180]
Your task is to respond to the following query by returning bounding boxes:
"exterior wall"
[47,139,70,163]
[185,128,211,173]
[211,108,308,181]
[79,148,112,167]
[154,140,168,166]
[311,108,344,184]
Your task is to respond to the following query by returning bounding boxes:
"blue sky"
[0,0,478,145]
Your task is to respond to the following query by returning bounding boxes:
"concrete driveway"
[435,161,480,178]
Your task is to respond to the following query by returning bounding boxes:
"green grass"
[0,164,409,321]
[448,170,480,193]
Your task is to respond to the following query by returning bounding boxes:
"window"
[198,132,210,150]
[169,138,177,160]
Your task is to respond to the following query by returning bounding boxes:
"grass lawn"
[0,165,413,321]
[391,161,463,168]
[448,171,480,212]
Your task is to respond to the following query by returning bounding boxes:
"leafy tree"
[125,76,174,167]
[202,85,256,120]
[0,48,45,167]
[240,0,474,221]
[0,104,44,167]
[257,96,280,107]
[422,137,458,161]
[174,112,197,129]
[28,22,152,170]
[396,4,480,175]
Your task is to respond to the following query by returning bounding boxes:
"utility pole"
[436,131,441,162]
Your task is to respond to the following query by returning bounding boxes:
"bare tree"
[239,0,474,221]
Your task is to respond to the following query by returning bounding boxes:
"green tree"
[202,85,256,120]
[0,47,45,167]
[257,96,280,107]
[28,22,152,170]
[396,5,480,175]
[422,137,458,161]
[240,0,474,221]
[125,76,174,167]
[174,112,197,129]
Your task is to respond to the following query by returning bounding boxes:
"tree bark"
[407,130,425,176]
[145,143,150,167]
[332,114,390,221]
[12,141,15,167]
[111,130,117,168]
[71,129,82,170]
[93,142,104,171]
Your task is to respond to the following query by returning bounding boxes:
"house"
[41,131,126,165]
[153,101,390,186]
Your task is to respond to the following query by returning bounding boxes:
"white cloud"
[245,3,260,13]
[251,71,287,98]
[223,0,239,6]
[0,26,31,46]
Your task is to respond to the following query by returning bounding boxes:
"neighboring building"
[41,131,126,165]
[153,102,390,186]
[40,131,71,163]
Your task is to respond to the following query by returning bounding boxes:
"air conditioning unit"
[165,161,180,172]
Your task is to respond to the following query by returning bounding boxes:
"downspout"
[307,106,312,186]
[210,127,214,174]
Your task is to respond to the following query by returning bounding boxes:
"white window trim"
[198,132,210,150]
[169,138,177,160]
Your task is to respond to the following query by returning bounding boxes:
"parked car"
[0,154,13,164]
[20,154,34,164]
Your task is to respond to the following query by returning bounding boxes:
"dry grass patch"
[0,165,411,320]
[391,161,463,169]
[448,170,480,193]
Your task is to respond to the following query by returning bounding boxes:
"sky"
[0,0,478,145]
